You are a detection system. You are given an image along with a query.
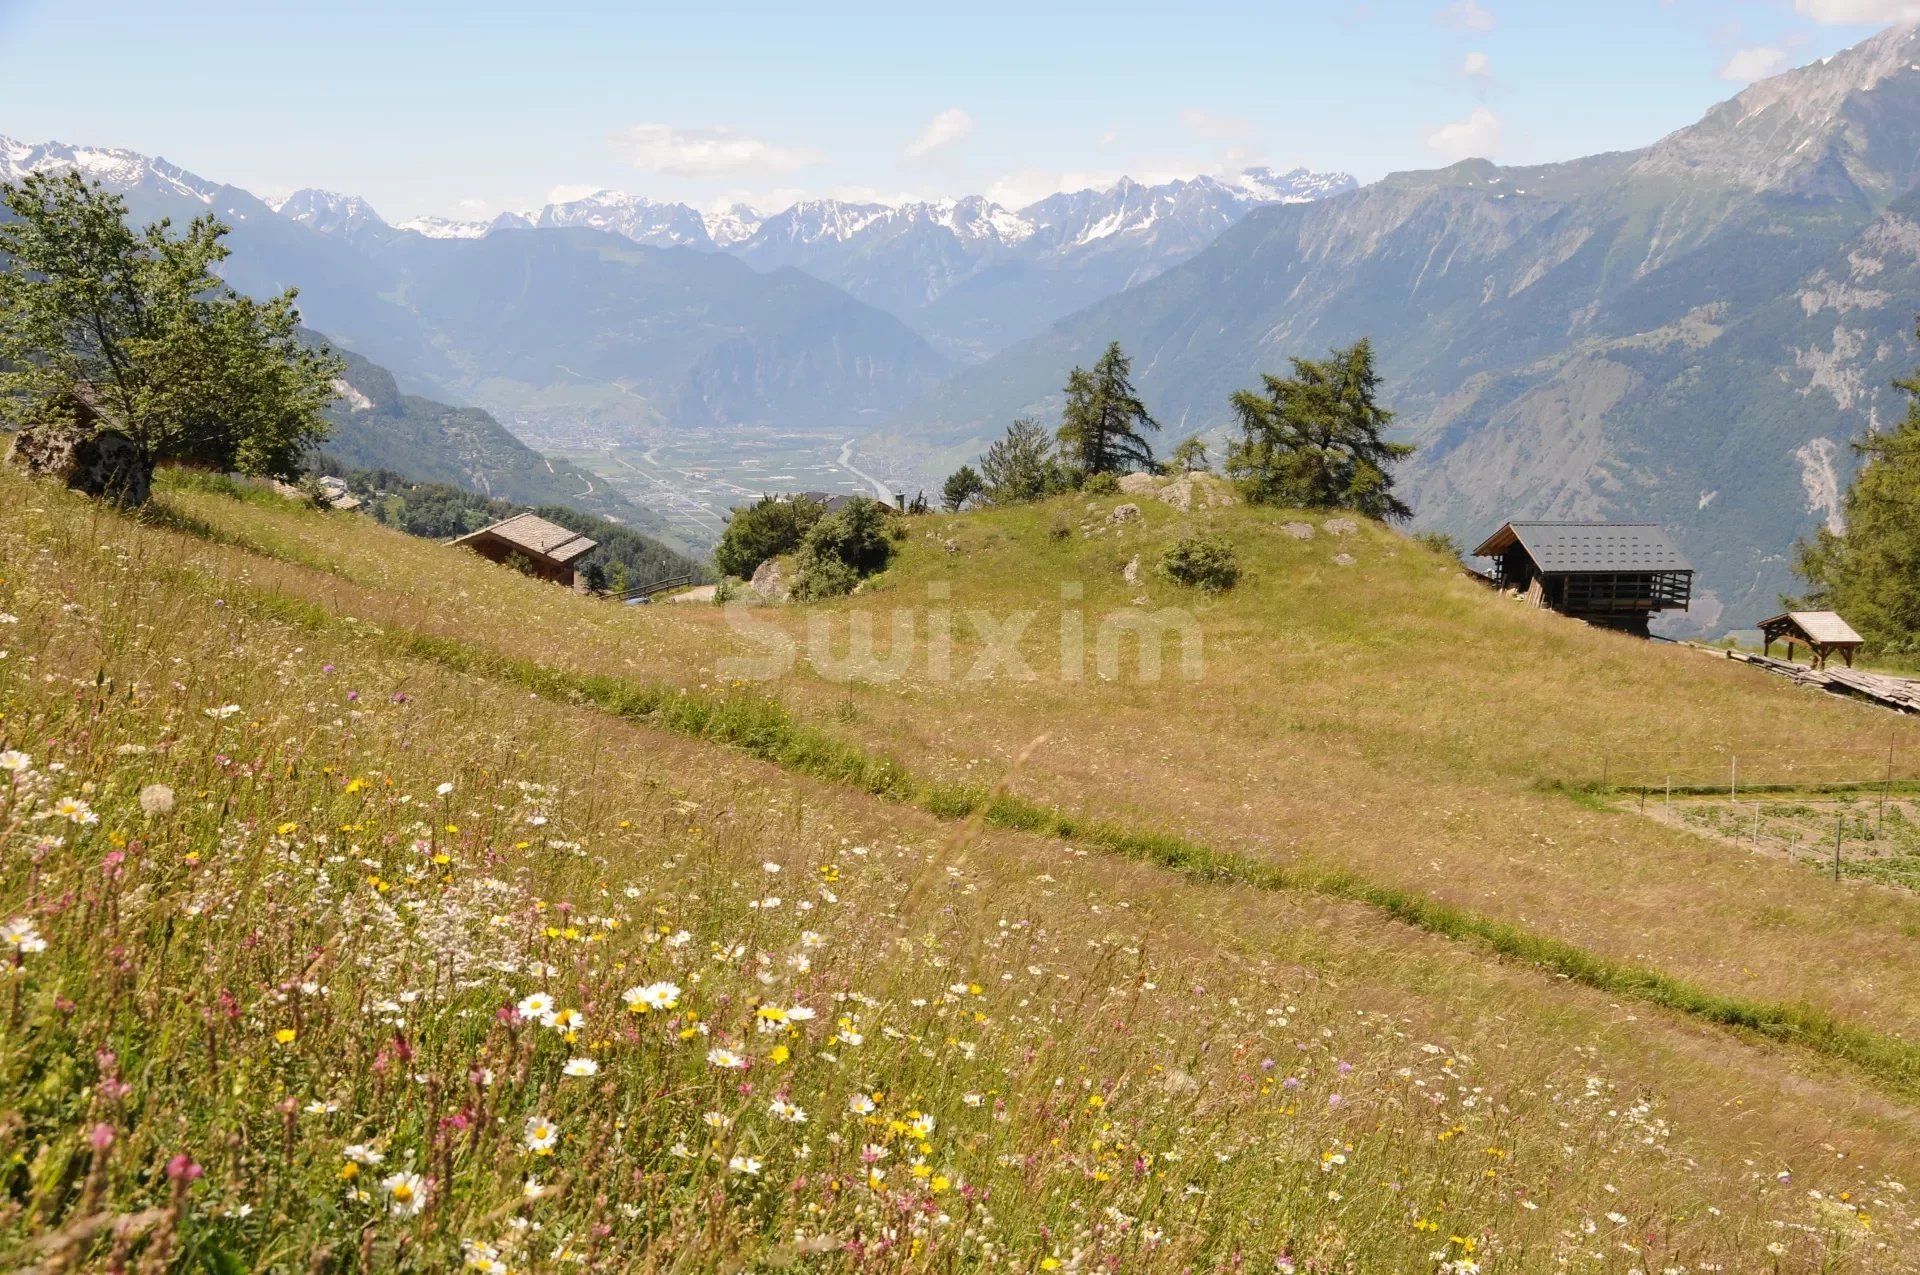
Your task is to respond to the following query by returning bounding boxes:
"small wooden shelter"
[450,512,597,591]
[1472,520,1693,636]
[1757,611,1863,669]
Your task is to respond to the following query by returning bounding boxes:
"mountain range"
[872,24,1920,633]
[0,133,1354,430]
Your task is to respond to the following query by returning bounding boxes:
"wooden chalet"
[1757,610,1864,669]
[1472,521,1693,636]
[450,512,597,591]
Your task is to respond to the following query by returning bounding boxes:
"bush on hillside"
[1413,530,1462,561]
[981,417,1073,505]
[1159,534,1239,592]
[715,495,828,579]
[791,496,893,600]
[1081,471,1121,496]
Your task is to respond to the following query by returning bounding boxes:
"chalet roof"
[1472,521,1692,574]
[1759,610,1863,645]
[451,512,597,565]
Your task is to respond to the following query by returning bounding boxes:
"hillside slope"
[7,464,1920,1268]
[320,344,668,531]
[875,25,1920,633]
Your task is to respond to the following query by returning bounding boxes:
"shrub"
[714,496,827,578]
[791,497,893,600]
[1082,471,1121,496]
[1412,530,1462,560]
[1160,535,1239,592]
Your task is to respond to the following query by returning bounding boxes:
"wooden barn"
[450,512,597,591]
[1472,521,1693,636]
[1757,611,1864,669]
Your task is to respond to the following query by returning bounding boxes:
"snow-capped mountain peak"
[395,215,491,240]
[0,134,219,204]
[700,203,765,248]
[533,190,714,248]
[275,188,387,234]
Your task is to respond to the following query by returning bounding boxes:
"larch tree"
[1792,320,1920,650]
[1225,337,1413,521]
[1057,341,1160,476]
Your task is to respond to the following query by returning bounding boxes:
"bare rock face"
[1106,502,1142,526]
[1117,472,1160,496]
[1281,522,1315,540]
[7,422,151,507]
[1122,554,1142,586]
[749,557,791,602]
[1322,517,1359,536]
[1333,552,1357,567]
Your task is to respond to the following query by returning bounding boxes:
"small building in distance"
[1472,520,1693,637]
[1757,610,1864,669]
[450,512,597,591]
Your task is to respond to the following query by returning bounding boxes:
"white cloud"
[1461,50,1493,81]
[1793,0,1920,21]
[1718,46,1789,82]
[1424,106,1503,161]
[903,108,975,161]
[1099,126,1120,147]
[544,184,600,205]
[1179,107,1256,142]
[608,123,815,177]
[1437,0,1495,31]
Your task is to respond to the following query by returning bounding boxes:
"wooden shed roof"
[451,512,597,565]
[1472,521,1692,574]
[1758,611,1863,646]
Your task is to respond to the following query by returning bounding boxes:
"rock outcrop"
[7,419,151,507]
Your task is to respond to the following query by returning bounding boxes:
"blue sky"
[0,0,1911,219]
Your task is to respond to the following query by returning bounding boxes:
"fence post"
[1730,755,1738,802]
[1834,813,1843,883]
[1881,742,1893,832]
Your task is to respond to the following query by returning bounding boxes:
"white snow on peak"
[701,203,764,247]
[0,134,216,204]
[396,215,490,240]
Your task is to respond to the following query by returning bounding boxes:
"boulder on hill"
[7,419,151,507]
[1155,473,1236,512]
[1109,471,1238,511]
[749,557,791,603]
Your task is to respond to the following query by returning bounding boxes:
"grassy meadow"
[4,468,1920,1270]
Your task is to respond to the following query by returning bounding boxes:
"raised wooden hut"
[1757,611,1864,669]
[450,512,597,591]
[1472,521,1693,636]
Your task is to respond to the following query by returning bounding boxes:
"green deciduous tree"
[941,464,985,512]
[0,171,341,485]
[980,417,1070,504]
[1057,341,1159,476]
[791,496,894,600]
[1792,324,1920,650]
[713,494,828,578]
[1226,337,1413,521]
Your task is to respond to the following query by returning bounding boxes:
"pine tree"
[1057,342,1160,476]
[942,465,986,512]
[980,417,1068,503]
[1225,337,1412,521]
[1792,323,1920,650]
